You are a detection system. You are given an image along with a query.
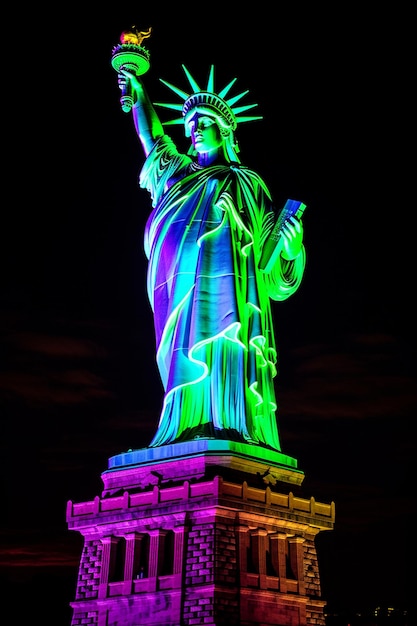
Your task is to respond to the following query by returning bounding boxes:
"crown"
[154,65,262,135]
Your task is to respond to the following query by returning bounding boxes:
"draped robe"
[140,136,306,450]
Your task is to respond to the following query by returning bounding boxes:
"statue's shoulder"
[231,165,272,197]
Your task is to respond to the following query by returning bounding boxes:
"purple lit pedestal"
[68,441,334,626]
[102,439,305,496]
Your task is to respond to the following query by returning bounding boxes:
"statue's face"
[187,113,223,154]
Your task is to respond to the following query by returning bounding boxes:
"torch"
[111,27,152,113]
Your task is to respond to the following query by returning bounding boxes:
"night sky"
[1,5,415,625]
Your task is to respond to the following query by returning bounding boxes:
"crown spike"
[226,90,250,107]
[218,77,238,99]
[232,103,260,115]
[154,102,184,114]
[181,65,201,94]
[206,65,215,93]
[235,115,263,123]
[159,78,189,101]
[160,118,186,126]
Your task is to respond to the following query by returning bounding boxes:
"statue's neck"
[197,147,228,168]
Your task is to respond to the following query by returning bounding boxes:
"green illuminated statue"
[114,33,306,451]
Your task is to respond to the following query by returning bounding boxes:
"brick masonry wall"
[183,519,240,625]
[71,539,101,626]
[214,522,238,585]
[75,539,102,600]
[304,537,322,598]
[304,538,326,626]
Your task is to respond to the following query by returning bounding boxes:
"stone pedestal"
[67,442,335,626]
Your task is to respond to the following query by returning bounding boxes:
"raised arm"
[118,69,164,156]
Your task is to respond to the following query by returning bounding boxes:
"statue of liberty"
[114,34,306,452]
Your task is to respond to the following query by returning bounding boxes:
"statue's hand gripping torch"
[111,27,152,113]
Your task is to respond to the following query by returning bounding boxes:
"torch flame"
[120,26,152,47]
